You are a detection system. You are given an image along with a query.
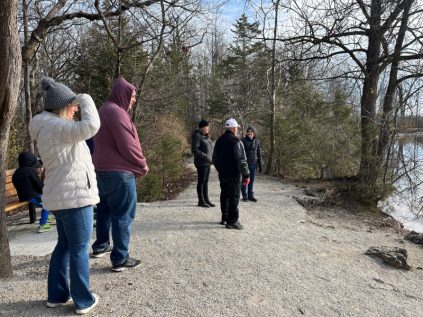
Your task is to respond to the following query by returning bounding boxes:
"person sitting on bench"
[12,151,54,233]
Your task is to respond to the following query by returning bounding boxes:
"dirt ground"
[1,166,423,317]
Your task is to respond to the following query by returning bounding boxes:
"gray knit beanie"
[41,77,76,110]
[246,126,257,134]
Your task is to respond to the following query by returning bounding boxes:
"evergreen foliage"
[73,19,148,105]
[212,14,268,126]
[138,116,187,201]
[268,66,360,179]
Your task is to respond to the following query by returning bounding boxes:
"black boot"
[198,201,210,208]
[204,199,215,207]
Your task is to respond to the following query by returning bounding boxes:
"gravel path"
[1,166,423,316]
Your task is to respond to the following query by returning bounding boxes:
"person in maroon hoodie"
[91,78,148,272]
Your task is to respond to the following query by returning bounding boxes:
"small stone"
[372,278,384,284]
[405,231,423,245]
[365,246,411,270]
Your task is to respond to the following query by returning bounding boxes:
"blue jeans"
[241,164,256,198]
[48,206,95,310]
[28,195,50,225]
[92,171,137,265]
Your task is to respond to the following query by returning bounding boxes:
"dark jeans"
[219,175,241,224]
[241,164,256,198]
[196,165,211,203]
[92,171,137,266]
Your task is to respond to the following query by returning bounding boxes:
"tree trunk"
[264,0,280,175]
[358,0,382,189]
[23,0,34,153]
[377,0,413,159]
[0,0,22,278]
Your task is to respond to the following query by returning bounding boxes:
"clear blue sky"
[217,0,261,38]
[220,0,248,24]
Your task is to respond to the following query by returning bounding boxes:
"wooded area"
[1,0,422,278]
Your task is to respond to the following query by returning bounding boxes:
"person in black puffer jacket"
[191,119,215,207]
[241,126,262,202]
[12,151,54,233]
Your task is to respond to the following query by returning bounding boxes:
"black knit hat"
[199,119,209,128]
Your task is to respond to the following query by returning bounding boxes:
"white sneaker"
[75,293,99,315]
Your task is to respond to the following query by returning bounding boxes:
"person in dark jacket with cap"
[241,126,262,202]
[191,119,215,208]
[212,118,250,230]
[12,151,54,233]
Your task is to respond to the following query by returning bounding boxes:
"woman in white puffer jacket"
[29,77,100,315]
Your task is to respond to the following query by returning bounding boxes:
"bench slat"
[5,169,15,177]
[5,188,18,199]
[5,182,16,191]
[5,201,29,213]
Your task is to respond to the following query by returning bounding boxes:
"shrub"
[137,115,188,201]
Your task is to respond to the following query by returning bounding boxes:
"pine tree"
[218,14,267,126]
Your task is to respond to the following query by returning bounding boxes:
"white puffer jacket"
[29,94,101,211]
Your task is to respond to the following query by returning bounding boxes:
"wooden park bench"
[5,169,36,223]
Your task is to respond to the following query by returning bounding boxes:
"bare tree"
[278,0,423,199]
[22,0,34,152]
[0,0,202,278]
[264,0,281,175]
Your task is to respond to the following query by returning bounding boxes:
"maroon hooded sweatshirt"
[93,78,148,177]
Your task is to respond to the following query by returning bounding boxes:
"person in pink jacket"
[91,78,148,272]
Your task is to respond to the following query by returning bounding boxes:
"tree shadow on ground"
[11,255,49,281]
[0,299,75,316]
[136,220,224,233]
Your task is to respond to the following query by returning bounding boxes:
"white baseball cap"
[225,118,240,128]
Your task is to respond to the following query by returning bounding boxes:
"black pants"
[219,176,241,224]
[196,165,211,203]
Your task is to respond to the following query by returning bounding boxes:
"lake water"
[379,135,423,233]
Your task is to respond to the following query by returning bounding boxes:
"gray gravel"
[1,166,423,317]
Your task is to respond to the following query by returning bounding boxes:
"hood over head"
[107,78,136,111]
[18,151,38,168]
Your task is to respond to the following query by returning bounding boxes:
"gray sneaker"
[112,257,141,272]
[91,245,112,258]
